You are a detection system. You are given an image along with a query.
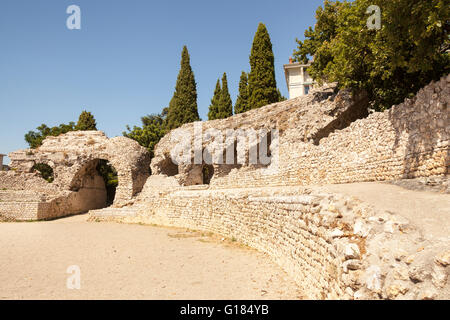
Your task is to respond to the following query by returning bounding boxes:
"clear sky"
[0,0,324,163]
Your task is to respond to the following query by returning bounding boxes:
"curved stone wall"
[90,184,449,300]
[91,75,450,299]
[207,76,449,188]
[151,84,370,186]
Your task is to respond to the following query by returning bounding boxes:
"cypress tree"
[217,73,233,119]
[207,79,222,120]
[166,46,200,130]
[248,23,279,109]
[234,71,249,114]
[76,110,97,130]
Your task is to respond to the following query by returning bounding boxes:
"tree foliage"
[25,122,76,149]
[277,89,287,102]
[208,73,233,120]
[208,79,222,120]
[293,0,449,110]
[123,108,168,160]
[31,163,54,183]
[234,71,249,114]
[166,46,200,130]
[96,159,118,206]
[248,23,280,110]
[218,73,233,119]
[76,110,97,130]
[25,110,100,149]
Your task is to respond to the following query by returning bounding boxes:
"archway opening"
[32,163,54,183]
[159,156,179,177]
[96,160,118,206]
[69,159,118,212]
[202,164,214,185]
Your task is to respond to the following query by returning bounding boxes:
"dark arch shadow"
[69,158,118,210]
[96,159,118,206]
[32,163,54,183]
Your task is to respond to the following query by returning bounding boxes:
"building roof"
[283,61,312,89]
[283,63,312,71]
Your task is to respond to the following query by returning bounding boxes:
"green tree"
[207,79,222,120]
[96,160,118,206]
[293,0,344,67]
[24,111,99,148]
[166,46,200,130]
[31,163,54,183]
[25,122,76,149]
[76,110,97,130]
[234,71,249,114]
[248,23,280,110]
[208,73,233,120]
[217,73,233,119]
[123,108,168,159]
[293,0,449,110]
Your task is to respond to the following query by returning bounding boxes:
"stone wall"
[90,184,450,300]
[151,76,448,190]
[208,76,448,188]
[0,175,106,221]
[90,75,450,300]
[151,84,370,186]
[0,154,5,171]
[0,171,60,193]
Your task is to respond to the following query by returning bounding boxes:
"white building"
[0,154,5,171]
[283,57,315,99]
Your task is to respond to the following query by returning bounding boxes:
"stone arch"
[9,132,151,209]
[67,155,138,207]
[67,158,109,211]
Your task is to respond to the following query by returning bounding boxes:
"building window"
[304,85,310,95]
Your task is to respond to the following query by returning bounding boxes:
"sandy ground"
[0,214,302,300]
[2,182,447,300]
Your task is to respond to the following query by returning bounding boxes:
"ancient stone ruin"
[1,75,449,299]
[0,131,150,220]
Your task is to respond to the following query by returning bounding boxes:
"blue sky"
[0,0,323,162]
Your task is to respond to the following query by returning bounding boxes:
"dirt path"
[0,214,301,300]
